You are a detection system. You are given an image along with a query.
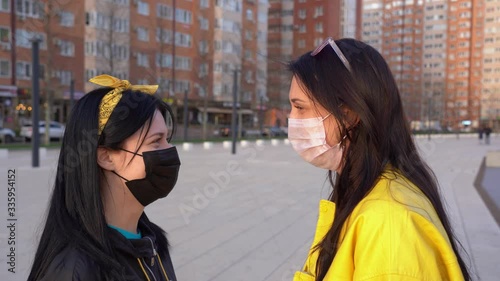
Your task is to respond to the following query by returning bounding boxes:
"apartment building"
[267,0,354,127]
[481,0,500,129]
[0,0,85,127]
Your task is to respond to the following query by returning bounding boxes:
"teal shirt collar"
[108,224,142,239]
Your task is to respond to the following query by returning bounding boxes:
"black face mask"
[113,146,181,206]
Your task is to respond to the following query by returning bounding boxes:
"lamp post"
[231,69,239,155]
[31,37,42,167]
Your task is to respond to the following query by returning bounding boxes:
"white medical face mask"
[288,114,345,171]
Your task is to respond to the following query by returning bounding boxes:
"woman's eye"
[294,105,303,110]
[153,138,161,144]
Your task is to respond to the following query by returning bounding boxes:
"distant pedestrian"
[485,126,492,145]
[28,75,180,281]
[286,38,471,281]
[479,127,484,144]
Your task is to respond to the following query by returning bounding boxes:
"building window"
[136,27,149,42]
[0,0,9,12]
[315,22,323,32]
[199,63,208,77]
[298,39,305,49]
[156,28,171,43]
[136,53,149,67]
[157,4,173,19]
[53,70,72,85]
[298,9,306,19]
[156,53,173,68]
[200,17,209,30]
[314,6,324,17]
[16,0,43,19]
[199,40,209,54]
[175,56,192,70]
[245,30,252,40]
[314,37,323,46]
[57,39,75,57]
[15,29,46,49]
[16,61,30,79]
[137,1,149,16]
[299,24,306,33]
[200,0,209,8]
[175,33,191,47]
[176,9,192,24]
[59,11,74,27]
[246,9,253,21]
[0,60,9,77]
[0,26,9,43]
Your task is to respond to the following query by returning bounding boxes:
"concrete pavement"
[0,136,499,281]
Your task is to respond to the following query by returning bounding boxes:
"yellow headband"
[89,74,159,135]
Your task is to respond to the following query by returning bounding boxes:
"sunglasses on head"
[311,37,352,73]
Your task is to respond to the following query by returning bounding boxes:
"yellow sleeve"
[335,200,465,281]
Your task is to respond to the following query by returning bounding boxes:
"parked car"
[20,121,65,141]
[0,127,15,143]
[261,126,287,137]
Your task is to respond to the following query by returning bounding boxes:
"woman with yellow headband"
[28,75,179,281]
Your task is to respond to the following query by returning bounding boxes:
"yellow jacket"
[293,171,465,281]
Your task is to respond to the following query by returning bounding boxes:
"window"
[314,6,323,17]
[53,70,72,85]
[245,49,252,60]
[15,29,46,49]
[176,9,192,24]
[59,11,74,27]
[137,78,149,85]
[315,22,323,32]
[16,61,30,79]
[157,4,173,19]
[246,9,253,21]
[299,24,306,33]
[57,39,75,57]
[298,39,305,48]
[314,37,323,46]
[199,63,208,77]
[175,33,191,47]
[0,0,9,12]
[137,1,149,16]
[298,9,306,19]
[136,27,149,42]
[156,28,171,43]
[245,30,253,40]
[174,80,190,93]
[156,53,172,68]
[0,26,9,43]
[136,53,149,67]
[245,71,253,83]
[199,40,209,54]
[16,0,43,19]
[0,60,9,77]
[200,0,209,8]
[200,17,209,30]
[175,56,191,70]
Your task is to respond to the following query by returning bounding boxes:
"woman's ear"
[97,147,115,171]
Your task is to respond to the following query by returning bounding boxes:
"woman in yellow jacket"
[287,38,471,281]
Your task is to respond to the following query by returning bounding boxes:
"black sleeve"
[38,248,99,281]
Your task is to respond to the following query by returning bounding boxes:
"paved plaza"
[0,135,499,281]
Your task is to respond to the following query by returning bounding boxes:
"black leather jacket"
[38,214,177,281]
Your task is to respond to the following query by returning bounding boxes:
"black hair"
[288,38,471,281]
[28,88,176,280]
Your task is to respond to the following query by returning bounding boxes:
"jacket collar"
[108,213,159,259]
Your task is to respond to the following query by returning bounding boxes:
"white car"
[0,127,15,143]
[20,121,65,141]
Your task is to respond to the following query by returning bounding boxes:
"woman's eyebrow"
[291,98,306,103]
